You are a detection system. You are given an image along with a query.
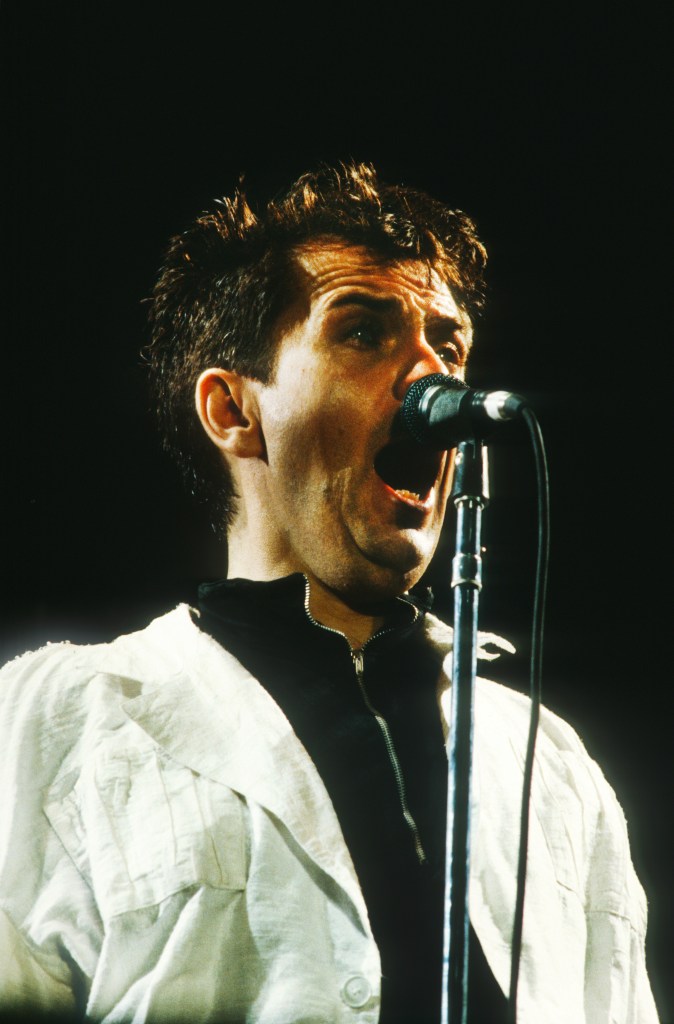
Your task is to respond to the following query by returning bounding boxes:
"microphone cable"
[506,404,550,1024]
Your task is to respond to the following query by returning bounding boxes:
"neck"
[227,539,386,652]
[303,574,386,650]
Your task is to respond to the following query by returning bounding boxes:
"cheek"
[270,402,358,481]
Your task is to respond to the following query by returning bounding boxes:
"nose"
[393,332,450,403]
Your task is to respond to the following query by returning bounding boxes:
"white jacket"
[0,605,659,1023]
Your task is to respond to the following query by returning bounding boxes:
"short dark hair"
[144,160,488,532]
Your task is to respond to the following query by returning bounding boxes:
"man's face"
[251,241,472,604]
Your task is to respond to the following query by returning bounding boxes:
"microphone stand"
[442,436,490,1024]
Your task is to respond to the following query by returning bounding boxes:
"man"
[0,162,659,1023]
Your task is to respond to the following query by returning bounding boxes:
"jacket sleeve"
[473,675,661,1024]
[579,751,661,1024]
[533,696,660,1024]
[0,907,77,1016]
[0,644,89,1017]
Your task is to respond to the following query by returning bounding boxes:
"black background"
[1,4,671,1020]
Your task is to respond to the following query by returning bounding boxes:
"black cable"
[506,406,550,1024]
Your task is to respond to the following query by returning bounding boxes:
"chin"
[309,521,441,605]
[363,529,438,576]
[340,541,435,605]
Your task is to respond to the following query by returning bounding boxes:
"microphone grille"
[401,373,468,444]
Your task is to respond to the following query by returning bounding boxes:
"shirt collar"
[197,572,433,647]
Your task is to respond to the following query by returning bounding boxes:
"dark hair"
[144,160,488,531]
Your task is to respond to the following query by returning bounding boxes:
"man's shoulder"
[423,609,518,664]
[422,611,611,794]
[0,602,238,794]
[0,606,214,769]
[0,604,195,695]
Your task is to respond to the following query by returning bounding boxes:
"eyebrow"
[328,293,399,314]
[328,292,466,331]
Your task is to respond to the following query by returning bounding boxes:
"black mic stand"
[442,436,490,1024]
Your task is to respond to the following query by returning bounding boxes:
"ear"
[195,368,266,459]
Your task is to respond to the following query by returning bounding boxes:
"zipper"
[303,578,427,865]
[351,648,427,865]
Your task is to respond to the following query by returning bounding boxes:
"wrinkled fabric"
[0,605,660,1023]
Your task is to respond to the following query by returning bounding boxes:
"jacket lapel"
[118,605,369,927]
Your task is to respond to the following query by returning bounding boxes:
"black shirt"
[196,573,507,1024]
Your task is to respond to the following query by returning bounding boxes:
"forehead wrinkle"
[294,241,424,292]
[290,241,473,340]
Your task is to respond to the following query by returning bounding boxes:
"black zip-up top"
[195,573,506,1024]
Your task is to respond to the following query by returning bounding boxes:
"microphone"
[400,373,527,449]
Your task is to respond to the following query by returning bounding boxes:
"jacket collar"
[115,604,513,936]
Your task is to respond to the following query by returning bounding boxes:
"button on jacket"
[0,605,659,1023]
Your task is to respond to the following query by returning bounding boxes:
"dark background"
[1,4,671,1020]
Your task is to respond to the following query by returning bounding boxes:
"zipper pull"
[352,648,365,682]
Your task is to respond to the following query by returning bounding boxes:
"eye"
[343,320,384,349]
[435,343,463,368]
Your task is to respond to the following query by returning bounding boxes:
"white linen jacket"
[0,605,659,1023]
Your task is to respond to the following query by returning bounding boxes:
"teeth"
[395,488,421,501]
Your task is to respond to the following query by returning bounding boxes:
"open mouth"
[374,439,443,508]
